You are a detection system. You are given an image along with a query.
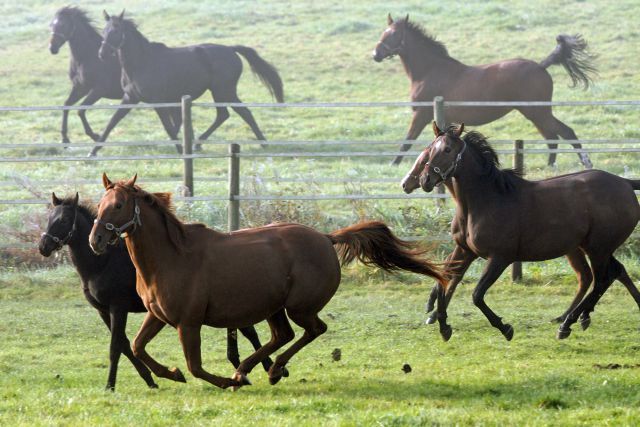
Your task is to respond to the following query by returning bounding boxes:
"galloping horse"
[89,174,446,389]
[39,193,279,390]
[401,123,640,341]
[49,7,123,144]
[373,15,597,168]
[91,11,284,156]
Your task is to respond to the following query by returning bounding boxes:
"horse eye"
[445,147,451,153]
[115,203,122,209]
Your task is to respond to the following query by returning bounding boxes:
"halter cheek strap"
[431,141,467,183]
[100,32,126,51]
[94,199,141,242]
[50,23,76,42]
[378,31,406,57]
[41,206,78,250]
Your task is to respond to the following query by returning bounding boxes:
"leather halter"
[100,32,126,51]
[41,205,78,250]
[429,140,467,184]
[378,30,405,57]
[94,198,141,242]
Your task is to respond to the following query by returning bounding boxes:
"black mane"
[445,126,523,192]
[56,6,99,36]
[398,18,450,58]
[57,195,96,222]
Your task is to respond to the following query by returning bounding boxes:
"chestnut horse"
[38,193,279,390]
[373,15,597,168]
[401,123,640,341]
[89,174,447,389]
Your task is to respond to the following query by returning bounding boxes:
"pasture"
[1,0,640,425]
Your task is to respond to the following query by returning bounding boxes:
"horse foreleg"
[61,85,88,144]
[77,90,104,142]
[155,107,182,154]
[231,105,267,147]
[235,309,294,387]
[131,312,185,382]
[90,94,137,157]
[472,258,512,340]
[178,324,239,389]
[391,107,432,166]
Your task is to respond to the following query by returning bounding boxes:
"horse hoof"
[425,313,438,325]
[148,383,159,389]
[551,316,565,324]
[171,367,187,383]
[268,365,285,385]
[62,137,70,144]
[502,324,514,341]
[557,327,572,340]
[194,143,203,152]
[580,317,591,331]
[105,384,115,392]
[282,366,290,378]
[87,149,98,157]
[231,371,252,390]
[440,325,453,342]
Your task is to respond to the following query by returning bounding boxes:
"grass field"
[1,0,640,425]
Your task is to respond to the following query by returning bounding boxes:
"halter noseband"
[94,198,141,242]
[430,140,467,183]
[50,23,76,42]
[41,205,78,251]
[378,30,406,58]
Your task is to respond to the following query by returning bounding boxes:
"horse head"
[49,8,77,54]
[99,10,127,61]
[372,13,409,62]
[39,192,79,256]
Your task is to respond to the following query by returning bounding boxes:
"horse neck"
[124,203,178,287]
[66,210,107,280]
[118,29,151,76]
[399,33,464,81]
[449,151,500,214]
[67,21,102,62]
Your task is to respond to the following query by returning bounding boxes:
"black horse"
[91,10,284,156]
[49,7,123,144]
[38,193,280,391]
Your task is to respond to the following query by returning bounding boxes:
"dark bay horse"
[373,15,597,168]
[401,123,640,341]
[38,193,278,391]
[91,11,284,156]
[49,7,123,143]
[88,174,446,389]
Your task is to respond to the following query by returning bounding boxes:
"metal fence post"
[511,139,524,282]
[228,143,240,232]
[434,96,446,203]
[181,95,194,197]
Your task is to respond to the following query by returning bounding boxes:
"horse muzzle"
[401,176,419,194]
[419,174,436,193]
[38,237,54,257]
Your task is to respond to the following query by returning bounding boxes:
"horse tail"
[232,45,284,102]
[326,221,447,286]
[539,34,598,89]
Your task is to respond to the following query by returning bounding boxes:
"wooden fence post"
[433,96,446,203]
[511,139,524,282]
[181,95,194,197]
[228,143,240,232]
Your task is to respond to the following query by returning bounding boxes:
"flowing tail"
[326,221,447,286]
[232,45,284,102]
[539,34,598,89]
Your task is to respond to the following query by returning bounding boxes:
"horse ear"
[52,192,61,206]
[103,10,110,21]
[119,9,125,20]
[432,121,443,137]
[125,173,137,187]
[387,13,394,25]
[102,172,113,189]
[454,123,465,137]
[72,192,79,207]
[405,14,410,22]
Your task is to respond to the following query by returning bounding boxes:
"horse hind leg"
[268,311,328,385]
[237,325,289,377]
[234,309,295,388]
[554,116,592,169]
[553,249,593,323]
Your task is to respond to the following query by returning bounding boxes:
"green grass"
[2,0,640,424]
[2,262,640,425]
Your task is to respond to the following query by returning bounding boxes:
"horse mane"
[398,18,450,58]
[119,16,165,48]
[55,6,100,36]
[114,182,187,252]
[57,195,97,222]
[446,126,523,193]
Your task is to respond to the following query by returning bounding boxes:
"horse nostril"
[96,234,102,243]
